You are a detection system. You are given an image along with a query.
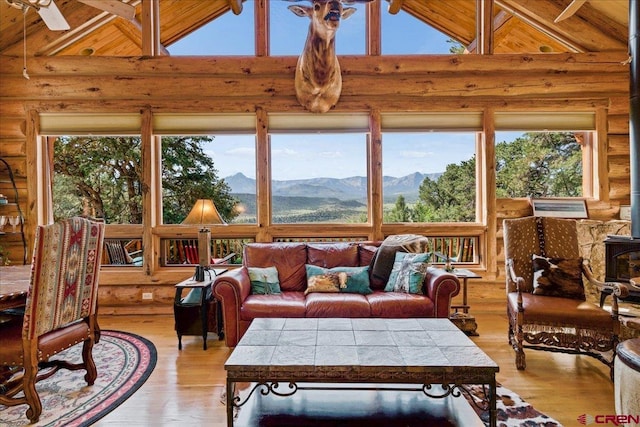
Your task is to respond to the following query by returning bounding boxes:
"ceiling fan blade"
[77,0,136,20]
[37,0,70,30]
[554,0,587,23]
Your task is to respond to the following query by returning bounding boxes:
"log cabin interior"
[1,0,639,425]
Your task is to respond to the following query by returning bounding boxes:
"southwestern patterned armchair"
[0,217,105,423]
[503,216,628,377]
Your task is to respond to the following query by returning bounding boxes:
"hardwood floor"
[94,302,616,426]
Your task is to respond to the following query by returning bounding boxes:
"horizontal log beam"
[0,52,629,76]
[0,72,628,100]
[21,96,611,114]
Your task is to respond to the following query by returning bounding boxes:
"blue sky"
[167,1,474,180]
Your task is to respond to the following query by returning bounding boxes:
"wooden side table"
[174,268,227,350]
[448,268,481,336]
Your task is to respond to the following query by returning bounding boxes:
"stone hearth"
[577,219,631,303]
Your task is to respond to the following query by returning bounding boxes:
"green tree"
[496,132,582,198]
[53,136,238,224]
[416,158,476,222]
[161,136,237,224]
[408,131,582,222]
[55,136,142,222]
[385,194,411,222]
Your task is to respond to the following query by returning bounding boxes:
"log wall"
[0,52,631,314]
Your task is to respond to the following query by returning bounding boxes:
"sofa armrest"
[212,267,251,347]
[424,267,460,318]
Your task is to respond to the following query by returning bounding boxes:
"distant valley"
[224,172,441,223]
[224,172,441,202]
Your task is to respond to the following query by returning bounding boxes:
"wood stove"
[601,235,640,306]
[605,235,640,282]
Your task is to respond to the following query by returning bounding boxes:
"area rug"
[0,330,157,427]
[465,383,562,427]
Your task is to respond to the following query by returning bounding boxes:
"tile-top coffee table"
[224,318,499,427]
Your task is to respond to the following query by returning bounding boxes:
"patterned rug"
[0,330,157,427]
[464,384,562,427]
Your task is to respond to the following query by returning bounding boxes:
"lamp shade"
[182,199,226,225]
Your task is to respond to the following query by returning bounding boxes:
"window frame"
[33,107,604,274]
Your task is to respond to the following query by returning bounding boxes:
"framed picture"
[530,198,589,219]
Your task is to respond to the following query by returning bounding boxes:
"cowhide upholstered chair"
[503,216,628,377]
[0,217,105,423]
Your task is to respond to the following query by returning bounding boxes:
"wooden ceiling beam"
[227,0,242,15]
[367,0,381,55]
[467,10,510,54]
[495,0,584,52]
[495,0,626,52]
[387,0,404,15]
[141,0,160,56]
[476,0,494,54]
[119,17,173,57]
[255,0,268,56]
[38,14,119,55]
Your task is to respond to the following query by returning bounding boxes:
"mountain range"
[224,171,441,202]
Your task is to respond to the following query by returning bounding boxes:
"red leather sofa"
[212,241,460,347]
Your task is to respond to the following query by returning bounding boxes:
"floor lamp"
[182,199,226,281]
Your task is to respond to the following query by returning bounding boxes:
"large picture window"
[381,132,477,223]
[495,131,585,198]
[53,135,143,224]
[36,109,601,272]
[269,132,368,224]
[160,135,255,225]
[494,111,595,199]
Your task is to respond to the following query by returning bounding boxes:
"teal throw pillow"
[384,252,430,294]
[248,266,281,295]
[306,264,373,295]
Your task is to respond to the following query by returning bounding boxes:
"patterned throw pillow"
[248,266,281,295]
[531,255,585,300]
[305,265,373,295]
[384,252,430,294]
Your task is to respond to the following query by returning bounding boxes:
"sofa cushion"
[306,264,373,295]
[305,293,371,317]
[307,243,359,268]
[241,292,306,320]
[305,272,344,295]
[244,243,307,292]
[384,252,430,294]
[358,244,379,267]
[248,266,281,295]
[370,234,430,289]
[367,291,435,317]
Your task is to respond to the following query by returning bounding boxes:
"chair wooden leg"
[515,322,526,370]
[82,338,97,385]
[23,354,42,423]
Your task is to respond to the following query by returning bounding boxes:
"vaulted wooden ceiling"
[0,0,629,57]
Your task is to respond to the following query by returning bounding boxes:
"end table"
[174,268,227,350]
[449,268,481,336]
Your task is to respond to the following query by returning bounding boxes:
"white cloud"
[318,151,344,158]
[400,150,433,158]
[225,147,254,156]
[272,148,298,156]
